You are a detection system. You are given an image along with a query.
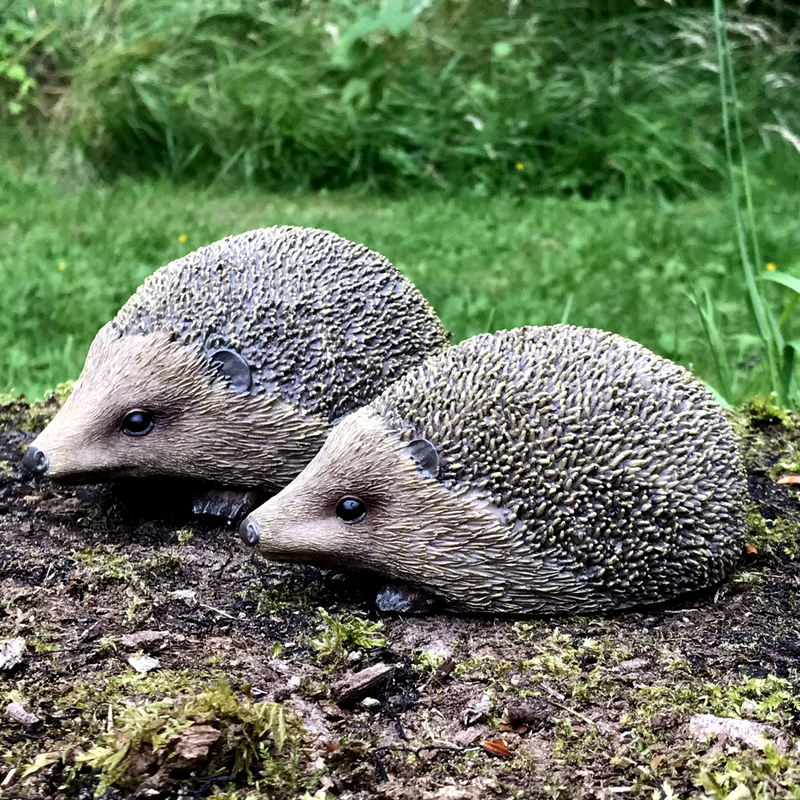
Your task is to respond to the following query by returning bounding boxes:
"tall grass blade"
[687,286,734,403]
[560,294,574,326]
[759,272,800,296]
[712,0,789,405]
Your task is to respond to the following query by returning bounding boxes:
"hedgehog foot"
[192,488,262,520]
[375,582,441,614]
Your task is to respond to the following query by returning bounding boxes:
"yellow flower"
[58,262,66,271]
[178,234,187,243]
[766,262,777,271]
[516,162,525,171]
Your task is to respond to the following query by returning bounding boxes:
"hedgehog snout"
[239,516,261,547]
[22,445,49,477]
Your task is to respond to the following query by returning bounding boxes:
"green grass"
[2,145,798,401]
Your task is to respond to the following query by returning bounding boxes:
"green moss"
[29,638,58,653]
[124,595,153,628]
[143,551,183,574]
[744,396,796,429]
[72,545,139,586]
[411,649,446,677]
[626,675,799,731]
[694,745,800,799]
[309,608,386,667]
[176,527,194,545]
[745,509,800,558]
[20,676,310,797]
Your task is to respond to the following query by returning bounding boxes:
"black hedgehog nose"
[239,517,261,547]
[22,446,49,476]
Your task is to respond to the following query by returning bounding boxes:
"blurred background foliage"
[1,0,799,403]
[1,0,798,196]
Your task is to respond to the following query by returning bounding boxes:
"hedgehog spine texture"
[107,226,448,421]
[371,325,746,610]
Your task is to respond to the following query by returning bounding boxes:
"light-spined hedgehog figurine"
[23,226,448,493]
[240,325,747,615]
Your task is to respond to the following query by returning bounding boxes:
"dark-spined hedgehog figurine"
[23,227,448,494]
[240,325,746,614]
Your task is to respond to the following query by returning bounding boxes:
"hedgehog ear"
[208,349,252,394]
[407,438,440,479]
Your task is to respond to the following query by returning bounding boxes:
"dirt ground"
[1,396,799,800]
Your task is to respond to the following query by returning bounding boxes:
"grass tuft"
[692,0,799,407]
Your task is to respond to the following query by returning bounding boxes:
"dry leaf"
[498,723,528,735]
[777,475,800,485]
[480,738,511,758]
[324,740,340,756]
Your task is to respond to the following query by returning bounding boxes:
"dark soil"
[1,398,799,800]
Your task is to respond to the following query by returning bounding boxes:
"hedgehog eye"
[335,497,367,523]
[121,410,155,437]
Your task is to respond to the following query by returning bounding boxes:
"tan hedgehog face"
[24,329,328,491]
[240,410,507,602]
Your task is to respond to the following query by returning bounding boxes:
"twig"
[537,686,597,729]
[198,602,238,620]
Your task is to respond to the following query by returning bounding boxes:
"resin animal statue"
[240,325,746,614]
[23,227,448,513]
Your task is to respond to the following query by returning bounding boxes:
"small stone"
[7,701,39,728]
[79,622,103,642]
[169,724,221,760]
[687,714,787,753]
[121,630,170,650]
[725,786,752,800]
[453,726,484,747]
[361,697,381,709]
[128,655,160,673]
[0,638,25,671]
[740,700,757,717]
[320,701,345,720]
[423,787,482,800]
[617,657,649,673]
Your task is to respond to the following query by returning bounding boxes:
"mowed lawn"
[3,154,799,402]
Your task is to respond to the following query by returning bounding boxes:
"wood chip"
[332,662,395,704]
[169,724,221,760]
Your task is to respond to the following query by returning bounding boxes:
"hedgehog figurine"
[22,227,448,508]
[240,326,747,614]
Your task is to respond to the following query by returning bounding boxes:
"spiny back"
[110,226,448,420]
[372,326,745,608]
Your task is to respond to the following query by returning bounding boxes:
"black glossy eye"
[335,497,367,523]
[121,410,155,437]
